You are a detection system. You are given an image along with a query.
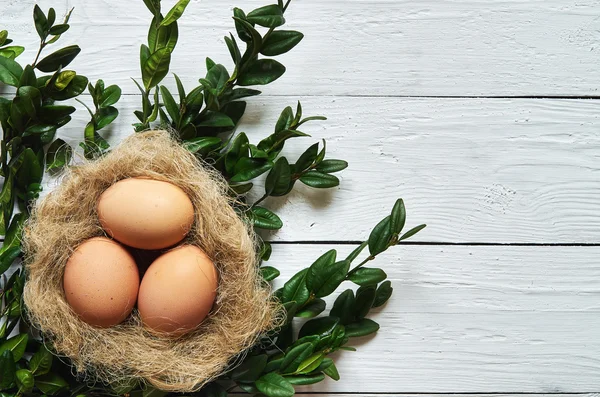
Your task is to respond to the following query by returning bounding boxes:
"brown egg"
[138,245,218,336]
[63,237,139,327]
[97,178,194,250]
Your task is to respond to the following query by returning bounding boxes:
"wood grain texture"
[52,95,600,244]
[4,0,600,96]
[267,244,600,393]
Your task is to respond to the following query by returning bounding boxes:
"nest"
[23,130,283,392]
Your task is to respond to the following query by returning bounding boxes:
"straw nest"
[22,130,283,392]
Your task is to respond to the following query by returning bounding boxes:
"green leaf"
[35,45,81,72]
[261,266,280,282]
[96,106,118,130]
[17,85,42,117]
[295,353,324,374]
[316,159,348,173]
[173,73,186,99]
[0,334,28,362]
[48,23,69,35]
[299,316,340,339]
[18,65,36,88]
[142,48,171,90]
[99,85,122,107]
[306,250,349,298]
[142,0,160,15]
[373,280,393,308]
[160,85,179,123]
[368,215,392,256]
[227,88,261,102]
[400,224,427,241]
[252,206,283,230]
[0,350,15,389]
[231,354,268,382]
[196,111,235,127]
[330,289,355,325]
[275,106,294,133]
[265,157,291,196]
[33,5,48,39]
[238,59,285,86]
[261,30,304,56]
[29,346,53,375]
[247,4,285,28]
[230,159,272,183]
[345,318,380,337]
[0,46,25,60]
[47,75,88,101]
[295,298,326,318]
[389,198,406,237]
[0,247,21,275]
[354,286,376,318]
[348,268,387,287]
[46,138,72,171]
[258,129,309,156]
[205,63,230,92]
[285,373,325,385]
[54,70,76,91]
[299,171,339,188]
[281,268,310,306]
[154,19,179,52]
[47,7,56,26]
[16,148,43,187]
[346,241,367,264]
[16,369,34,392]
[225,33,241,65]
[0,56,23,86]
[281,342,314,374]
[295,143,318,172]
[160,0,191,26]
[35,373,68,395]
[183,137,222,155]
[0,30,7,46]
[255,372,295,397]
[233,8,252,42]
[323,361,340,380]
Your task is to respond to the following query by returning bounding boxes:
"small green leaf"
[0,247,21,275]
[160,85,179,123]
[285,373,325,385]
[231,354,268,382]
[53,70,76,91]
[0,56,23,86]
[142,0,160,15]
[35,45,81,73]
[400,224,427,241]
[233,8,252,42]
[264,356,284,374]
[265,157,292,196]
[281,342,314,374]
[16,369,34,392]
[16,148,43,187]
[29,346,53,375]
[230,159,272,183]
[225,33,241,65]
[299,171,339,188]
[0,334,28,362]
[306,250,347,298]
[323,361,340,380]
[46,138,72,171]
[345,318,380,337]
[247,4,285,28]
[255,372,295,397]
[295,298,326,318]
[160,0,191,26]
[48,23,69,35]
[35,373,68,395]
[252,206,283,230]
[330,289,355,325]
[346,241,368,264]
[0,30,7,46]
[226,88,261,102]
[0,350,15,389]
[196,111,235,127]
[354,285,376,318]
[47,7,56,26]
[295,143,318,172]
[47,75,88,101]
[237,59,285,86]
[373,280,393,308]
[348,268,387,287]
[368,215,392,256]
[99,85,122,107]
[261,266,280,282]
[0,46,25,59]
[281,268,310,306]
[299,316,340,339]
[316,159,348,173]
[18,64,36,88]
[275,106,294,133]
[142,48,171,90]
[183,137,222,155]
[33,5,48,39]
[261,30,304,56]
[295,353,324,374]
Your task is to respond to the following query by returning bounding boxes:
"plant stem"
[31,40,46,68]
[252,193,269,208]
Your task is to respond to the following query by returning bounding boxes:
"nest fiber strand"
[23,130,282,392]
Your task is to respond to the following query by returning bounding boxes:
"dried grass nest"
[22,130,283,392]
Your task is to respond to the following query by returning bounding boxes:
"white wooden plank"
[267,244,600,393]
[52,95,600,244]
[4,0,600,96]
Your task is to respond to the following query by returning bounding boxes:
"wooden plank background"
[5,0,600,395]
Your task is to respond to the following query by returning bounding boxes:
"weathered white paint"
[53,95,600,244]
[4,0,600,96]
[269,244,600,393]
